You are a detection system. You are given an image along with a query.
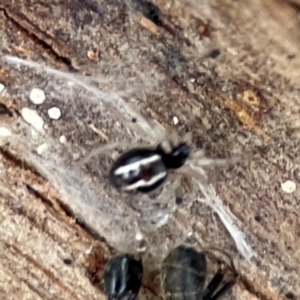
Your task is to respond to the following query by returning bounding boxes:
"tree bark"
[1,0,300,299]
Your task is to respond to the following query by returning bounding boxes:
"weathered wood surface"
[1,0,300,299]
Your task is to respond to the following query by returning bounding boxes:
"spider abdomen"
[109,143,190,193]
[104,254,143,300]
[161,246,207,300]
[109,148,168,193]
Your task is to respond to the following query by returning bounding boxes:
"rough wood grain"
[1,0,300,299]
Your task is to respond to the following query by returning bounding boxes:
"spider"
[103,253,143,300]
[108,130,228,194]
[160,244,238,300]
[82,121,232,229]
[109,141,190,193]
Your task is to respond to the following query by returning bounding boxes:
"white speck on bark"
[227,47,238,56]
[135,232,143,241]
[48,107,61,120]
[0,127,11,137]
[281,180,296,193]
[21,108,44,131]
[59,135,67,144]
[29,88,46,104]
[37,143,48,155]
[0,83,5,94]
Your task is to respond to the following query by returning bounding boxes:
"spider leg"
[202,268,224,300]
[208,277,237,300]
[79,141,127,165]
[201,247,237,275]
[201,248,238,300]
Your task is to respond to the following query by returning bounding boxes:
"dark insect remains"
[103,254,143,300]
[160,245,237,300]
[109,142,190,193]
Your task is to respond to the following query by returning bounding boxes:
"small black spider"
[103,254,143,300]
[160,245,237,300]
[109,142,190,193]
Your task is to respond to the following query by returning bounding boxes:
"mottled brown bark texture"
[0,0,300,299]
